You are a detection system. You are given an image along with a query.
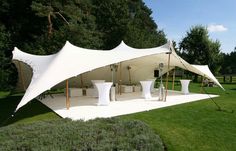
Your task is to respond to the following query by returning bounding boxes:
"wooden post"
[119,62,122,95]
[172,68,175,90]
[201,75,205,93]
[128,68,131,85]
[66,80,70,110]
[165,53,171,101]
[80,74,84,88]
[18,61,26,91]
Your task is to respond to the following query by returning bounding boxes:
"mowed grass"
[0,94,59,126]
[122,83,236,151]
[0,83,236,151]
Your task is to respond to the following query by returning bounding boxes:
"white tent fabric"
[191,65,224,90]
[12,41,171,111]
[161,46,225,90]
[12,40,224,111]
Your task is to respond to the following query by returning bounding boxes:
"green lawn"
[122,84,236,151]
[0,94,59,126]
[0,83,236,151]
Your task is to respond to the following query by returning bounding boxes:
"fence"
[216,75,236,83]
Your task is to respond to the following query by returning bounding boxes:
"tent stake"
[165,53,171,101]
[66,80,70,109]
[172,68,175,90]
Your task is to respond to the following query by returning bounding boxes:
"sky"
[143,0,236,53]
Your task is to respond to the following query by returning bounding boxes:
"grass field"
[0,94,59,126]
[0,83,236,151]
[122,83,236,151]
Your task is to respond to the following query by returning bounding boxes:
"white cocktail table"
[91,80,105,97]
[147,78,156,92]
[140,80,153,99]
[180,80,191,94]
[95,82,113,105]
[91,80,105,87]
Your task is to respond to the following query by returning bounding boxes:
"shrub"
[0,118,164,151]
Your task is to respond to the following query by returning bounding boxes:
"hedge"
[0,118,164,151]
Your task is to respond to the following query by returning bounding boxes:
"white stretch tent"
[12,40,224,111]
[156,44,225,90]
[12,41,170,111]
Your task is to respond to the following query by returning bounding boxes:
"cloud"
[207,24,228,32]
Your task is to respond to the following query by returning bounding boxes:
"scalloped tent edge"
[12,40,224,112]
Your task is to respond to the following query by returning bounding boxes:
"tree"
[28,0,104,54]
[220,51,236,74]
[179,25,222,77]
[124,0,166,48]
[0,24,17,91]
[0,0,167,91]
[0,0,46,49]
[93,0,166,49]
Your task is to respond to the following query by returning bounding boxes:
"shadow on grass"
[0,95,58,127]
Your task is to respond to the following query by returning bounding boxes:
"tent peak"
[120,40,129,46]
[12,47,20,53]
[13,46,19,51]
[119,40,129,47]
[65,40,71,45]
[64,40,74,48]
[12,47,23,60]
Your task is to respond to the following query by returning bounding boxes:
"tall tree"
[179,25,222,75]
[93,0,166,49]
[28,0,103,54]
[0,0,167,91]
[0,24,17,91]
[0,0,46,49]
[220,51,236,74]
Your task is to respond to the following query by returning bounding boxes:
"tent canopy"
[12,40,224,111]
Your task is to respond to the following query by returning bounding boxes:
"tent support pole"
[201,75,205,93]
[116,64,119,88]
[128,68,131,85]
[66,80,70,110]
[165,53,171,101]
[119,62,122,95]
[80,74,84,88]
[18,61,26,91]
[172,68,175,90]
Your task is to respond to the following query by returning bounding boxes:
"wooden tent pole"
[80,74,84,88]
[165,53,171,101]
[172,68,176,90]
[66,80,70,110]
[18,61,26,91]
[201,75,205,93]
[119,62,122,95]
[128,68,131,85]
[116,64,119,86]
